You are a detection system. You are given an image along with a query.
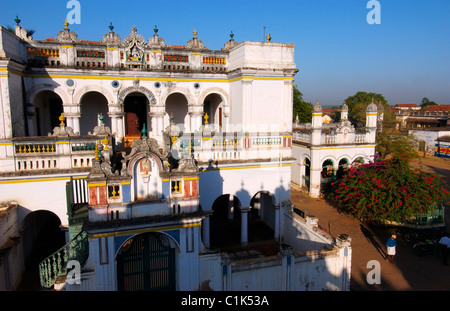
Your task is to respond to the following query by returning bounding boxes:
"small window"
[108,185,120,198]
[171,180,181,193]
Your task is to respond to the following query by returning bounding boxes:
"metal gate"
[117,233,175,291]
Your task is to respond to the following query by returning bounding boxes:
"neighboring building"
[435,135,450,158]
[394,104,449,131]
[394,103,421,111]
[292,102,378,198]
[408,128,450,155]
[0,20,352,291]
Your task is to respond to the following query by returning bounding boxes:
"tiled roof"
[423,105,450,111]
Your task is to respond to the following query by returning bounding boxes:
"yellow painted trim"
[161,179,170,182]
[20,71,294,84]
[202,137,211,141]
[190,52,202,55]
[0,142,13,146]
[0,175,87,184]
[292,143,309,148]
[283,136,292,138]
[0,177,71,184]
[310,145,374,150]
[312,113,322,116]
[88,182,106,187]
[183,177,199,181]
[88,222,202,239]
[61,45,74,48]
[0,68,24,77]
[366,113,378,116]
[107,47,118,51]
[121,181,131,185]
[150,50,162,53]
[201,163,292,172]
[0,74,8,77]
[229,76,292,83]
[56,141,70,144]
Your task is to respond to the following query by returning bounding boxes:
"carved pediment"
[122,26,147,63]
[125,137,167,161]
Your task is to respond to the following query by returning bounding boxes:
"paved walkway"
[290,156,450,291]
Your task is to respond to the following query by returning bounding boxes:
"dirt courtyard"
[290,156,450,291]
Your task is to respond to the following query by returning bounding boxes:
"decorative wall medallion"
[111,80,120,88]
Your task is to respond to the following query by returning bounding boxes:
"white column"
[274,203,280,242]
[228,194,234,221]
[26,103,37,136]
[240,206,250,246]
[72,115,80,135]
[202,210,213,249]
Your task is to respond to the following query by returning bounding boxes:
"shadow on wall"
[17,206,66,290]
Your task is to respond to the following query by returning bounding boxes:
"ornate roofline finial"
[230,31,234,40]
[266,33,271,42]
[14,15,21,26]
[64,18,69,31]
[154,25,158,35]
[109,22,114,32]
[59,113,66,126]
[193,28,198,39]
[141,123,147,138]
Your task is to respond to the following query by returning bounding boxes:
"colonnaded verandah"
[0,20,358,291]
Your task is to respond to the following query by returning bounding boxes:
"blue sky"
[1,0,449,107]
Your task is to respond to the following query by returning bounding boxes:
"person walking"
[386,235,397,263]
[438,234,450,265]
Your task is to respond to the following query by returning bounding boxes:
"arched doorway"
[353,157,365,167]
[124,92,150,146]
[32,91,63,136]
[303,158,311,190]
[210,194,241,249]
[165,93,189,131]
[249,192,275,243]
[321,159,335,195]
[336,158,349,180]
[19,210,66,290]
[203,93,224,131]
[116,232,176,291]
[79,91,110,135]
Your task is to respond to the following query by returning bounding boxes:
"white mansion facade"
[0,20,353,291]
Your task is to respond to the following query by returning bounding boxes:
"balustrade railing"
[2,136,103,172]
[292,130,369,145]
[1,131,292,172]
[39,230,89,289]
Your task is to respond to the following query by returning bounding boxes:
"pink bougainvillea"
[330,155,449,223]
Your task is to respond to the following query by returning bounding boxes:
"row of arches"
[28,88,227,138]
[209,192,275,249]
[19,189,276,290]
[302,156,366,194]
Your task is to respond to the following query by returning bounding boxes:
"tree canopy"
[330,155,449,223]
[420,97,438,108]
[293,85,313,123]
[343,91,388,128]
[343,91,418,159]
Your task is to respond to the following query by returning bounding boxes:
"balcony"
[0,130,292,175]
